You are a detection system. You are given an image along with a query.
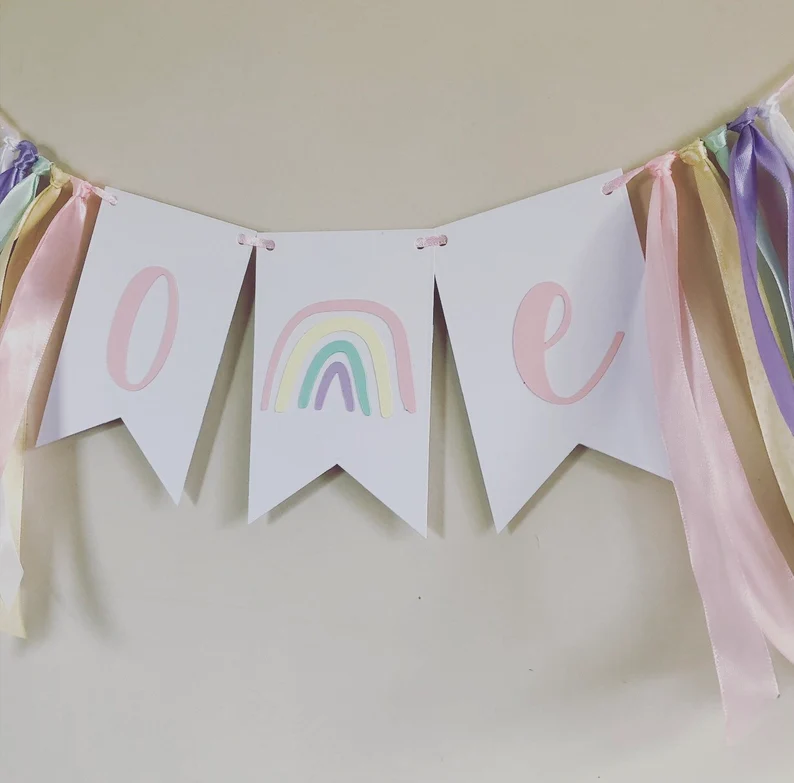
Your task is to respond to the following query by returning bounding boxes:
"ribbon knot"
[704,125,729,156]
[644,152,677,177]
[74,179,94,199]
[601,151,677,194]
[29,158,51,177]
[756,99,778,120]
[760,76,794,177]
[678,140,709,167]
[11,140,37,174]
[0,140,38,204]
[758,72,794,122]
[70,178,116,204]
[727,106,761,134]
[50,165,70,190]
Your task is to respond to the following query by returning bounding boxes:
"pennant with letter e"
[38,190,252,502]
[249,229,434,535]
[434,171,669,530]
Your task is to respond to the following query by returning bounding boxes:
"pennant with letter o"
[38,190,252,502]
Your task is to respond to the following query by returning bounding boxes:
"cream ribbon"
[761,74,794,174]
[0,111,20,175]
[0,165,70,637]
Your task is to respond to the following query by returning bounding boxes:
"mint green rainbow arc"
[297,340,371,415]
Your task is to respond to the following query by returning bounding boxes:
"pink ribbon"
[604,153,794,735]
[0,178,96,476]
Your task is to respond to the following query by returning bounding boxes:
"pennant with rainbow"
[260,299,417,419]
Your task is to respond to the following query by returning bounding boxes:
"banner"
[38,190,252,501]
[435,171,670,530]
[7,72,794,730]
[249,229,434,534]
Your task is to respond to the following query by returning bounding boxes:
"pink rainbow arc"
[261,299,416,413]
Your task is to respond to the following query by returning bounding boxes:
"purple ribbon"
[728,107,794,433]
[0,140,38,204]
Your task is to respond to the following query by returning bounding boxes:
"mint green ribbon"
[0,157,51,250]
[704,126,794,368]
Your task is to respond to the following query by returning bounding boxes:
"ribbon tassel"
[0,178,96,634]
[0,178,96,476]
[0,164,71,636]
[605,154,780,735]
[680,139,794,668]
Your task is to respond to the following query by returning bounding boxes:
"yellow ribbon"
[0,165,69,637]
[680,140,794,521]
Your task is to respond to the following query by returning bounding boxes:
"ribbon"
[0,157,52,251]
[0,113,21,174]
[728,108,794,434]
[0,165,68,304]
[680,138,794,658]
[704,126,794,368]
[604,154,779,735]
[0,165,70,636]
[0,177,98,486]
[0,137,19,175]
[761,74,794,174]
[0,141,37,205]
[0,442,25,638]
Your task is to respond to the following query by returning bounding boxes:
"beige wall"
[3,0,794,780]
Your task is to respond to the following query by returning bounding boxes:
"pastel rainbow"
[261,299,416,414]
[275,317,394,417]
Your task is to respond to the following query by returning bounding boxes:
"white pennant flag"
[249,230,434,535]
[38,190,252,502]
[434,170,669,531]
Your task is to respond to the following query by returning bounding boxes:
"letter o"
[107,266,179,391]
